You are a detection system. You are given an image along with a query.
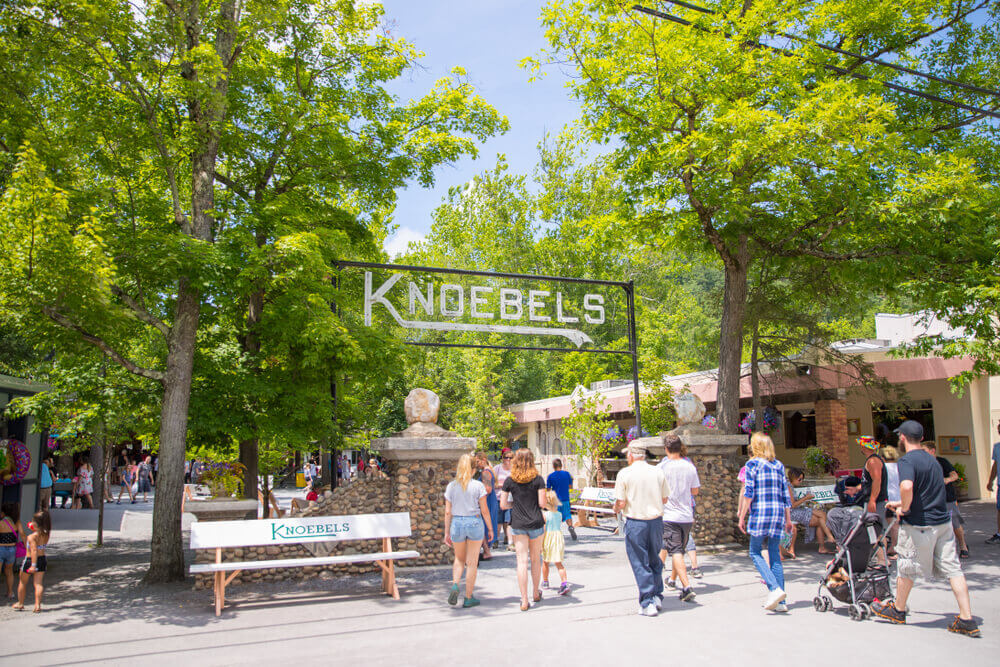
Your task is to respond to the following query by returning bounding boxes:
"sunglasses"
[503,456,512,460]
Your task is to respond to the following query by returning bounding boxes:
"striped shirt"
[743,458,790,538]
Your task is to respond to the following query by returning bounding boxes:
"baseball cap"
[893,420,924,442]
[621,444,647,458]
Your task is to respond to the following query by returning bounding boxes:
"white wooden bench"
[570,487,624,534]
[189,512,419,616]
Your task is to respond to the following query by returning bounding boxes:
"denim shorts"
[0,546,15,566]
[511,526,544,539]
[450,516,485,542]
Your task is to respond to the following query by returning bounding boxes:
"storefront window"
[872,401,935,446]
[783,410,817,449]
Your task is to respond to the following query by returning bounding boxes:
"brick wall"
[815,399,849,466]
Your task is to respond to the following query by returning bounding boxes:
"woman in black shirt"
[501,449,547,611]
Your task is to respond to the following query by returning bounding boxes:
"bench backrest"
[793,486,837,504]
[190,512,412,550]
[579,487,616,504]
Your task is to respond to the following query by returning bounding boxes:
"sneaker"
[871,601,906,624]
[507,544,516,552]
[447,583,460,606]
[763,588,786,611]
[558,582,570,596]
[690,567,703,579]
[462,597,480,608]
[568,525,578,541]
[680,587,696,603]
[985,533,1000,545]
[653,595,663,610]
[541,581,549,589]
[665,578,677,590]
[775,602,788,613]
[948,615,981,637]
[639,602,658,617]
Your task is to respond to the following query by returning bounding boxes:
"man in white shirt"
[657,433,700,604]
[614,443,670,617]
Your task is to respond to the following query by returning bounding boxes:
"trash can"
[295,472,306,488]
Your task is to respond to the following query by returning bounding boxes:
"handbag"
[2,517,25,558]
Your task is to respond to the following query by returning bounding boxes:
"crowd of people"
[440,423,985,638]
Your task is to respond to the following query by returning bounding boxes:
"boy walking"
[656,433,699,603]
[872,420,980,637]
[546,458,577,540]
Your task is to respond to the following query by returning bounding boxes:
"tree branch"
[41,307,165,383]
[110,285,170,339]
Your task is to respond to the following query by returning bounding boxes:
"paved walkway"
[5,501,998,665]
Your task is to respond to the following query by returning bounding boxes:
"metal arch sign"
[363,271,608,348]
[335,261,643,429]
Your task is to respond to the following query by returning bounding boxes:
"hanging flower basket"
[0,439,31,486]
[701,415,717,429]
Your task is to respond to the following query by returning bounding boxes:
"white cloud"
[384,226,426,257]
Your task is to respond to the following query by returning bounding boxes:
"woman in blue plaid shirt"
[738,433,793,612]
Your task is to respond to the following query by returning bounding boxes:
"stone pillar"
[815,399,849,466]
[377,439,473,567]
[634,428,747,549]
[683,438,746,548]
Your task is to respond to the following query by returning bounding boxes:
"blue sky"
[377,1,581,256]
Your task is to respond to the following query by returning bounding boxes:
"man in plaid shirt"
[739,433,793,612]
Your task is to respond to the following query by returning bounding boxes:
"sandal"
[11,603,24,611]
[533,591,542,603]
[520,600,530,611]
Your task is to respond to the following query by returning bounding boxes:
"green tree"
[0,0,505,581]
[533,0,991,433]
[561,390,617,485]
[452,348,516,448]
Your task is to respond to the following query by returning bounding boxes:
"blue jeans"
[624,517,664,606]
[749,534,785,592]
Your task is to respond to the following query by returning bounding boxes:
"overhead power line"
[631,3,1000,122]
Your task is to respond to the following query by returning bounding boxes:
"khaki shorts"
[897,522,963,581]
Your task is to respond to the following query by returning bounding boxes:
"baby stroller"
[813,505,896,621]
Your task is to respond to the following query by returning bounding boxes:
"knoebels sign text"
[364,271,607,347]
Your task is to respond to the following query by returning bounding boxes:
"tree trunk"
[716,238,750,434]
[239,288,263,500]
[750,321,762,423]
[144,278,200,583]
[239,437,259,501]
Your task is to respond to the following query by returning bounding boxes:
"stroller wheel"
[822,595,833,612]
[849,604,864,621]
[859,602,871,620]
[813,596,824,612]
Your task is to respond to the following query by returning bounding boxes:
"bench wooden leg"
[214,571,223,617]
[214,547,224,617]
[575,508,599,528]
[381,537,400,600]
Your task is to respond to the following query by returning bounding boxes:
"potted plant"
[952,462,970,501]
[802,446,839,486]
[185,461,257,522]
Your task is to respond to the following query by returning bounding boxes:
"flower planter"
[185,498,258,522]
